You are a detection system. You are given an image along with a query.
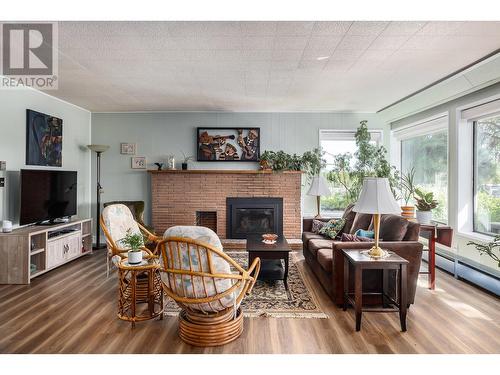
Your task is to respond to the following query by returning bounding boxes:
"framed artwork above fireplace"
[197,127,260,162]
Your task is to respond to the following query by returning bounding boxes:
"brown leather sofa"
[303,204,423,306]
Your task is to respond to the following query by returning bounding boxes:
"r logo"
[2,23,53,76]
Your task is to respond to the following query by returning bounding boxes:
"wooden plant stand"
[117,258,164,328]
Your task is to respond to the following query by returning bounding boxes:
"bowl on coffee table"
[262,233,278,244]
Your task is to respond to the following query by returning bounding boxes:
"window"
[395,115,448,224]
[319,130,382,216]
[473,114,500,235]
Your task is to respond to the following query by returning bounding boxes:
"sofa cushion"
[308,238,334,256]
[403,220,420,241]
[316,249,333,272]
[341,203,356,234]
[340,233,373,242]
[375,215,409,241]
[302,232,326,247]
[311,219,326,234]
[349,213,373,234]
[319,218,346,239]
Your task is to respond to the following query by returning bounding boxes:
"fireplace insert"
[226,197,283,239]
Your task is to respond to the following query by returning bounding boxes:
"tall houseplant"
[326,120,400,206]
[400,167,417,218]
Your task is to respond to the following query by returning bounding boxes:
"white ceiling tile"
[271,49,304,61]
[241,36,275,50]
[241,22,277,36]
[347,21,389,36]
[305,36,342,51]
[311,22,352,36]
[276,22,314,36]
[368,36,410,50]
[337,35,377,50]
[273,36,309,50]
[49,21,500,112]
[381,22,427,36]
[416,22,468,36]
[330,49,365,60]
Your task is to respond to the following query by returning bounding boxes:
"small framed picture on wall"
[131,156,146,169]
[121,143,136,155]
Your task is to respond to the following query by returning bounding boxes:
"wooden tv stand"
[0,218,92,284]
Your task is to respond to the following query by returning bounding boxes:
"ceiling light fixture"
[316,56,330,61]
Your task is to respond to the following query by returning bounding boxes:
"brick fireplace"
[149,170,302,239]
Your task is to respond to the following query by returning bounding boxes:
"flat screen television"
[20,169,77,225]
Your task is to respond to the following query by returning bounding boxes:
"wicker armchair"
[158,226,260,347]
[100,204,162,277]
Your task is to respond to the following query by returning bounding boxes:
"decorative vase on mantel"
[416,210,432,225]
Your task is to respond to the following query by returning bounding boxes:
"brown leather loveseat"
[303,204,423,306]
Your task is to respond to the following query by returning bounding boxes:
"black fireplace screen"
[226,197,283,239]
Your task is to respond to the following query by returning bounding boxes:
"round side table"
[117,257,164,328]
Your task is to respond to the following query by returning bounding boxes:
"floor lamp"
[87,144,110,250]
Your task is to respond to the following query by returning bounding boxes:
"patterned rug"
[163,251,328,319]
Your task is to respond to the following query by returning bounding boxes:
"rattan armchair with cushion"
[158,226,260,347]
[100,204,162,277]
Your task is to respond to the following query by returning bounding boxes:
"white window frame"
[319,129,384,169]
[457,96,500,238]
[390,113,449,223]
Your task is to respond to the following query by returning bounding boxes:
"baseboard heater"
[422,251,500,296]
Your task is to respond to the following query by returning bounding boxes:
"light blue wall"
[0,87,92,227]
[91,111,389,230]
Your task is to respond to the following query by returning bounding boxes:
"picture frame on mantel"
[197,127,260,162]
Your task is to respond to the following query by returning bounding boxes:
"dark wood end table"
[117,257,164,328]
[342,249,409,332]
[246,234,291,290]
[419,224,453,290]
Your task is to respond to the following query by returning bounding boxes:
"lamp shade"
[307,175,331,197]
[352,177,400,214]
[87,144,110,153]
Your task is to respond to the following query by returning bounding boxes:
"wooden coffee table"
[246,234,291,290]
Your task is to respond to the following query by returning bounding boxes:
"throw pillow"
[311,219,326,234]
[340,233,373,242]
[318,218,346,239]
[354,229,375,238]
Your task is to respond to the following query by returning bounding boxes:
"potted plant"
[259,150,275,170]
[181,152,194,170]
[119,229,145,265]
[400,167,416,219]
[414,188,438,224]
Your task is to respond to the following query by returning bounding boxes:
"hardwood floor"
[0,249,498,354]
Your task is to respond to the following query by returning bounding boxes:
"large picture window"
[401,131,448,223]
[473,114,500,235]
[319,130,381,216]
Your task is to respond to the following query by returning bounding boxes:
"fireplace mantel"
[150,169,302,239]
[148,169,303,175]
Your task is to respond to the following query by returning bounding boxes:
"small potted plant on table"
[119,229,145,265]
[414,188,438,224]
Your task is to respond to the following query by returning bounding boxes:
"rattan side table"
[117,257,164,328]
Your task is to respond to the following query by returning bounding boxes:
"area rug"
[163,251,328,319]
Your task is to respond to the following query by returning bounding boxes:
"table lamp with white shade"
[353,177,400,258]
[307,175,331,218]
